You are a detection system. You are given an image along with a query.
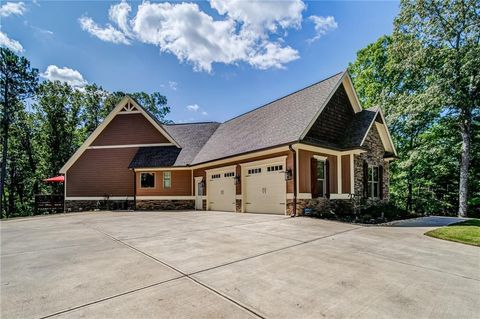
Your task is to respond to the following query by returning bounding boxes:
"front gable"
[303,83,356,147]
[60,96,179,174]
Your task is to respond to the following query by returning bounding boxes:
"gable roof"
[191,72,356,165]
[59,96,179,174]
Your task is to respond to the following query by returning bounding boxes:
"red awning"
[43,175,65,183]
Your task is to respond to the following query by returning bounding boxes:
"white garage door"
[244,162,286,214]
[207,169,236,212]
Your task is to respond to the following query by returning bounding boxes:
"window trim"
[316,160,326,198]
[368,165,380,199]
[163,171,172,189]
[140,172,155,189]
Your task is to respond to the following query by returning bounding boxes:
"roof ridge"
[221,71,345,125]
[166,121,220,126]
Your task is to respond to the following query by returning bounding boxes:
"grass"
[425,219,480,247]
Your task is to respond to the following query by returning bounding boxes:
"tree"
[0,48,38,217]
[35,81,83,193]
[392,0,479,216]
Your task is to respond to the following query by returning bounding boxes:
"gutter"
[288,145,297,217]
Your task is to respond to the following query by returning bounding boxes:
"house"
[60,71,397,215]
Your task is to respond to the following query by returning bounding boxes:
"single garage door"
[207,169,236,212]
[244,162,286,214]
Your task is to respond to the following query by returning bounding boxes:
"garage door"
[207,169,236,212]
[244,162,286,214]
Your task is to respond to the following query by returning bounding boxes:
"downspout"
[133,169,137,211]
[288,145,297,217]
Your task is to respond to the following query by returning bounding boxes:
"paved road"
[1,211,479,318]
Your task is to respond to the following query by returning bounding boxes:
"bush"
[360,202,413,222]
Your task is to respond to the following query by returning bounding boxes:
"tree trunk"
[406,136,414,213]
[458,114,472,217]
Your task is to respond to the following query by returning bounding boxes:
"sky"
[1,0,399,123]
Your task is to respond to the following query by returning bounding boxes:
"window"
[368,166,379,198]
[267,165,283,172]
[211,174,221,179]
[140,172,155,188]
[163,171,171,189]
[247,168,262,175]
[224,172,235,177]
[316,160,326,197]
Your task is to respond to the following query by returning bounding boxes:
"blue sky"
[1,1,399,123]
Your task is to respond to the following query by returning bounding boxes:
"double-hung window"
[368,166,380,198]
[163,172,171,189]
[316,160,326,197]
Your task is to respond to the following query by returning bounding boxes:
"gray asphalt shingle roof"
[341,107,379,148]
[190,72,344,165]
[129,71,386,167]
[129,146,181,168]
[162,122,220,166]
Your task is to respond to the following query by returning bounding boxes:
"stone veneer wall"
[354,124,389,202]
[65,200,134,212]
[136,200,194,210]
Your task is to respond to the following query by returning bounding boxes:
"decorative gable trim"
[299,71,362,140]
[59,96,179,174]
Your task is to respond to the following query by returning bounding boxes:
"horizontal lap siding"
[298,150,337,194]
[67,148,137,197]
[91,114,170,146]
[192,151,294,195]
[136,170,192,196]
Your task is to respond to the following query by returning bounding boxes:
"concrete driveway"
[1,211,479,319]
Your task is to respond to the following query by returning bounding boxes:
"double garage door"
[206,158,286,214]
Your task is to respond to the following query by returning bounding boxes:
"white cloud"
[308,15,337,43]
[108,0,132,36]
[186,104,200,112]
[0,31,23,52]
[41,65,88,87]
[79,16,131,45]
[169,81,178,90]
[0,2,26,17]
[210,0,305,33]
[201,111,208,116]
[79,1,305,72]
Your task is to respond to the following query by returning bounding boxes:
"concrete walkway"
[385,216,468,227]
[1,211,479,318]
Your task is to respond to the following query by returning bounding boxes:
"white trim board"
[88,143,173,149]
[60,96,179,174]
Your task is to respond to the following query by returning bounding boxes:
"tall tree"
[392,0,479,216]
[0,48,38,217]
[35,81,83,191]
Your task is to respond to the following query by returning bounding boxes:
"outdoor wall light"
[285,169,293,181]
[234,175,241,185]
